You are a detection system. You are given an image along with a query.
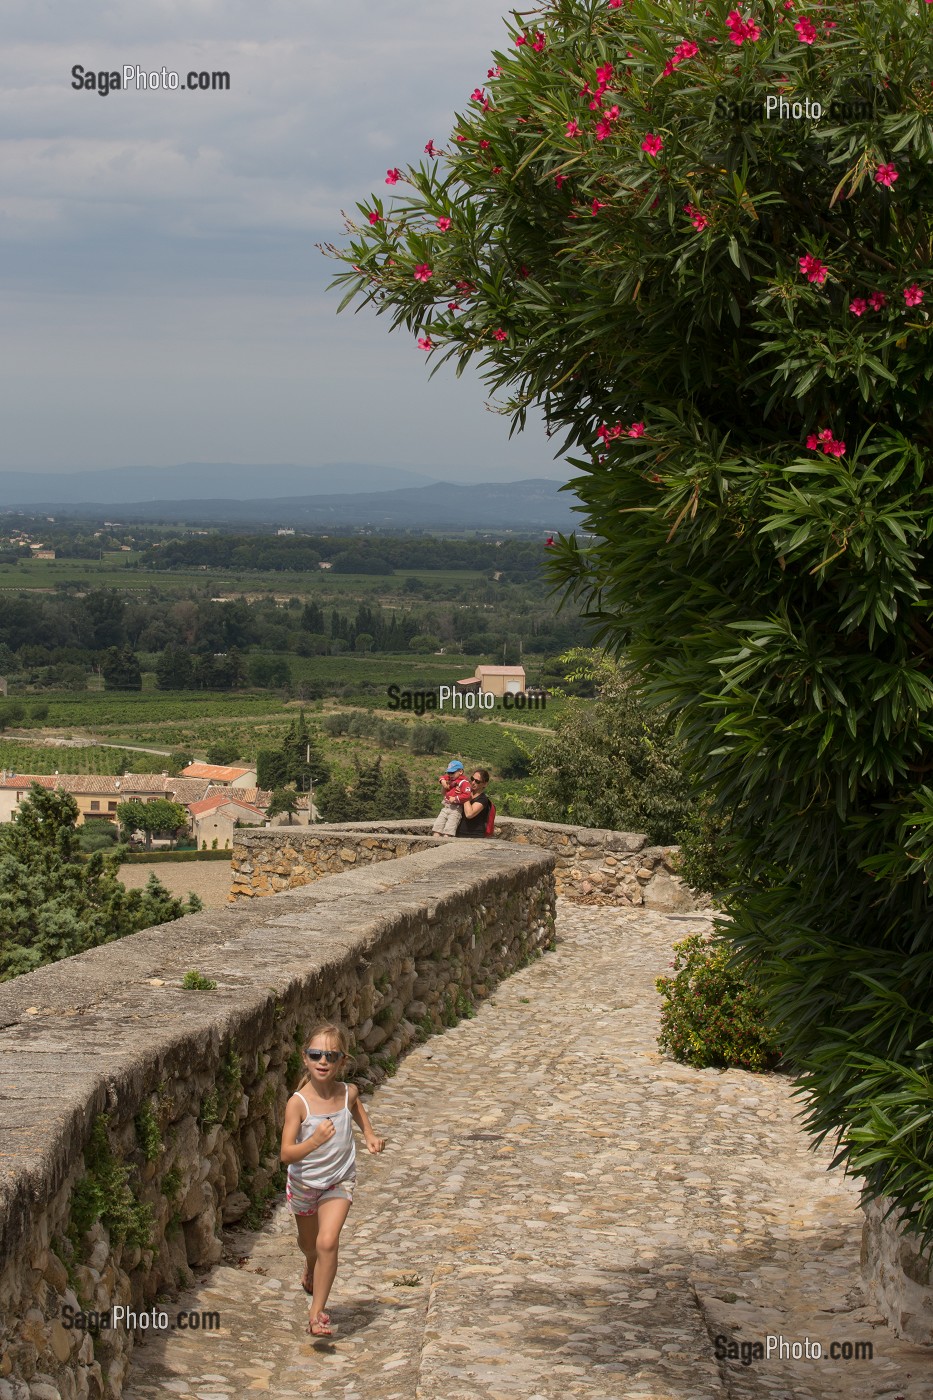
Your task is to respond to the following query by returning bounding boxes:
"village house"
[455,664,527,699]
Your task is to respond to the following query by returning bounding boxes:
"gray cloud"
[0,0,559,479]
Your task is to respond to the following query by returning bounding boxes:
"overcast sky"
[0,0,563,484]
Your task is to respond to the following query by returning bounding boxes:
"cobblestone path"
[124,903,931,1400]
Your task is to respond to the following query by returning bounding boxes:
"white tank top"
[287,1084,356,1188]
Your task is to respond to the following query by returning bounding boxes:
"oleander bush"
[656,934,783,1072]
[331,0,933,1243]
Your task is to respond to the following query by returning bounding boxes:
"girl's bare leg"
[309,1196,352,1329]
[295,1213,319,1291]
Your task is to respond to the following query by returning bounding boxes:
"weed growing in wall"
[68,1115,154,1252]
[134,1103,163,1162]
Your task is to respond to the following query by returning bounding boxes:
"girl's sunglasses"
[304,1049,341,1063]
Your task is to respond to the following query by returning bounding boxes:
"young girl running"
[280,1021,385,1336]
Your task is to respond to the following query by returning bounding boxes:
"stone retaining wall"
[0,842,555,1400]
[231,817,704,911]
[861,1197,933,1344]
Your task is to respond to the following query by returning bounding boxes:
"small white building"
[456,664,526,698]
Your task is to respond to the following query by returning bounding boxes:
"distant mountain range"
[5,478,580,531]
[0,462,440,507]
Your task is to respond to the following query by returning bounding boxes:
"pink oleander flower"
[684,203,709,231]
[367,211,382,225]
[596,62,614,88]
[875,163,898,187]
[726,11,761,45]
[794,16,817,43]
[487,66,501,78]
[493,328,508,341]
[589,95,603,109]
[455,134,467,143]
[456,280,475,293]
[849,297,867,317]
[479,139,490,149]
[519,264,530,278]
[515,34,527,45]
[555,172,568,189]
[532,31,546,51]
[471,88,485,102]
[674,41,699,60]
[868,291,887,310]
[608,0,622,8]
[904,283,924,307]
[641,132,663,155]
[417,336,434,351]
[545,535,555,546]
[425,140,437,157]
[799,253,828,284]
[447,302,460,311]
[807,430,845,456]
[436,216,452,231]
[413,264,433,283]
[385,168,401,184]
[627,422,645,437]
[597,422,623,443]
[566,119,581,137]
[591,198,606,214]
[595,119,612,140]
[662,59,677,76]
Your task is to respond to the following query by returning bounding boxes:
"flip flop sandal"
[307,1314,332,1337]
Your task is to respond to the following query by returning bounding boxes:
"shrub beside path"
[123,903,931,1400]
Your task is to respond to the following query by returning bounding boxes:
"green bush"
[655,936,782,1074]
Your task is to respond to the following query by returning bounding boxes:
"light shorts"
[432,804,462,836]
[286,1175,355,1217]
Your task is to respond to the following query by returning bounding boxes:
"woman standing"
[455,769,492,838]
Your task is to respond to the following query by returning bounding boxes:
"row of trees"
[141,533,546,574]
[0,587,580,685]
[316,757,433,823]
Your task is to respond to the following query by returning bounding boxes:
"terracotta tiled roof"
[0,773,214,801]
[188,794,267,819]
[474,665,526,676]
[181,763,257,783]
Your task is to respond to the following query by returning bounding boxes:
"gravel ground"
[118,859,235,907]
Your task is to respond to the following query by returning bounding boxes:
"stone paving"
[122,903,932,1400]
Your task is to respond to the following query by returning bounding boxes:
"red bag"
[484,801,496,837]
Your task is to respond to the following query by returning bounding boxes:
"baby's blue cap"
[445,760,464,773]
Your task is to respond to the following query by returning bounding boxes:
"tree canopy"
[529,650,692,842]
[331,1,933,1242]
[0,787,202,980]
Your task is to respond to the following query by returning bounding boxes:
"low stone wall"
[0,842,555,1400]
[862,1197,933,1344]
[231,817,703,910]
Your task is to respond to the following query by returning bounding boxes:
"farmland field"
[0,555,492,600]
